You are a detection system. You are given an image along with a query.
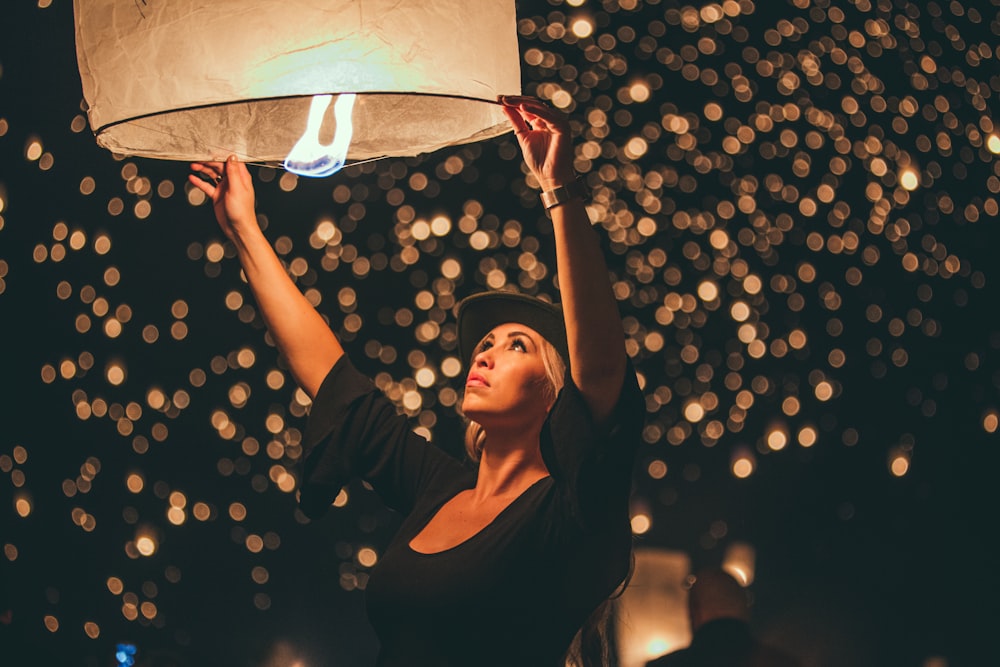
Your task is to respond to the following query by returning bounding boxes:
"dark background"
[2,1,999,666]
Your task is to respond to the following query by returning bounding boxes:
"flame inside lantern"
[283,93,357,177]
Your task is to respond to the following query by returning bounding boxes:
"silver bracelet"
[539,177,587,215]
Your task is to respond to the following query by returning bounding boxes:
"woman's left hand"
[499,95,576,190]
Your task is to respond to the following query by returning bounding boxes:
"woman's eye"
[511,339,526,352]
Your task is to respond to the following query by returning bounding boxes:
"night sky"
[2,1,999,666]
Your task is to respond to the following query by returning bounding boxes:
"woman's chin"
[460,397,495,424]
[460,402,484,422]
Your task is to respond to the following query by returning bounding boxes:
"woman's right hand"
[189,156,257,243]
[188,155,344,397]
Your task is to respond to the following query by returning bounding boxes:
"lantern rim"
[90,91,507,137]
[89,91,515,164]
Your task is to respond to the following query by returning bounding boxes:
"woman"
[189,96,643,666]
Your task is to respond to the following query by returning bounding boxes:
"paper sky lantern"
[615,548,691,667]
[73,1,521,175]
[722,541,756,586]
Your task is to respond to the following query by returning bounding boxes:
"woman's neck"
[472,430,550,502]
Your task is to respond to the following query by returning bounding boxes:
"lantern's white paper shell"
[73,0,521,162]
[615,548,691,667]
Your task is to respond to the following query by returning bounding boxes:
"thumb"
[226,154,253,188]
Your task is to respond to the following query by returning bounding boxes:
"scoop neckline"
[406,475,552,556]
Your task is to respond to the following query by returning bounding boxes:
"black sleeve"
[297,356,463,519]
[542,358,645,529]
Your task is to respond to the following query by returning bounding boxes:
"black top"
[645,618,803,667]
[299,356,644,667]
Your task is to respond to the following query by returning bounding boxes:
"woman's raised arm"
[189,156,343,398]
[500,96,627,427]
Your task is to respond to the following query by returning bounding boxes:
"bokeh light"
[1,1,998,666]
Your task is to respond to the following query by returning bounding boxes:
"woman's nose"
[473,349,493,367]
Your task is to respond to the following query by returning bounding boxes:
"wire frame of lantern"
[73,0,521,176]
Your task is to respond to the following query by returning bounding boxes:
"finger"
[512,111,566,140]
[518,100,569,128]
[507,102,569,137]
[506,96,553,115]
[191,162,224,183]
[499,94,536,107]
[501,104,532,136]
[192,161,225,174]
[538,117,571,137]
[223,154,252,188]
[187,172,216,197]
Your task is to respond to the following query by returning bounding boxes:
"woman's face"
[461,322,553,428]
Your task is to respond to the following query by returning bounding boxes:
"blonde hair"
[462,337,566,462]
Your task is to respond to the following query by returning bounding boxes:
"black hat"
[457,291,569,365]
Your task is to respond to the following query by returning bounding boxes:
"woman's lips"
[466,373,489,387]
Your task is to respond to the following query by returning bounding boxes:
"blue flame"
[283,93,357,178]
